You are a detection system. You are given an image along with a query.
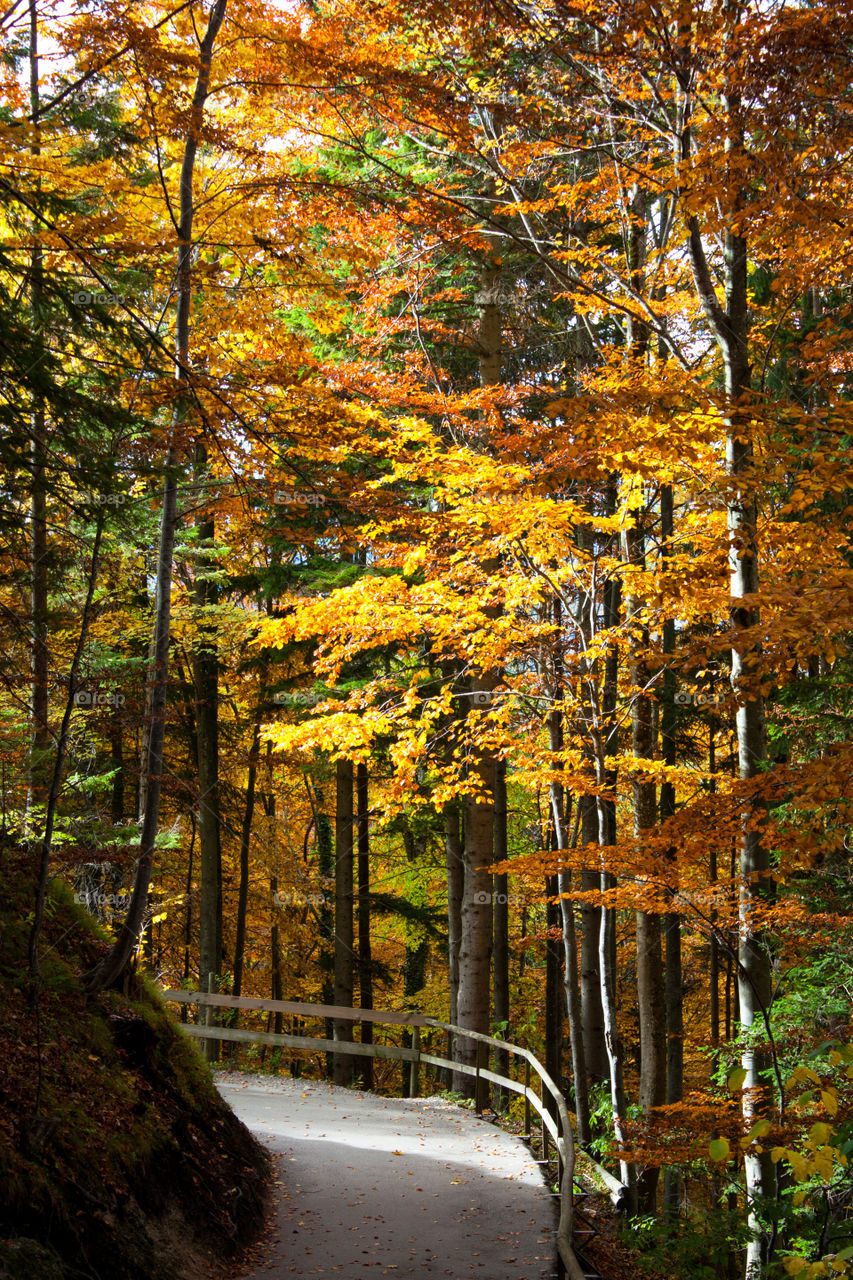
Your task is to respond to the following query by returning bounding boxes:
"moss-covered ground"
[0,845,271,1280]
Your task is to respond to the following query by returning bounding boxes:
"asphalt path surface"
[216,1073,556,1280]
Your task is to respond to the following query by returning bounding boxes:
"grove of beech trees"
[4,0,853,1275]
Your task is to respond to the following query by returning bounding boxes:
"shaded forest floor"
[0,845,271,1280]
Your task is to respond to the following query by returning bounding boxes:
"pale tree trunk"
[593,496,635,1209]
[727,263,774,1280]
[454,764,494,1102]
[685,71,774,1274]
[85,0,229,994]
[545,867,562,1115]
[549,628,590,1144]
[595,774,634,1210]
[558,860,590,1146]
[333,757,355,1084]
[623,510,666,1214]
[580,796,607,1090]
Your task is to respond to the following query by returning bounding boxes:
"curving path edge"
[216,1073,557,1280]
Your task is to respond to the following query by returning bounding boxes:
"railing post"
[409,1025,421,1098]
[523,1059,531,1139]
[475,1039,490,1114]
[204,971,220,1063]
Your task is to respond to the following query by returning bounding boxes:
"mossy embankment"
[0,846,271,1280]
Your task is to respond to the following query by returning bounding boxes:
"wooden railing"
[161,989,598,1280]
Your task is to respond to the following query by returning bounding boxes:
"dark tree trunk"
[333,757,355,1085]
[194,446,222,1061]
[661,485,684,1217]
[445,802,463,1086]
[84,0,229,995]
[492,759,510,1107]
[27,0,49,821]
[357,762,373,1089]
[314,777,335,1072]
[232,719,260,1000]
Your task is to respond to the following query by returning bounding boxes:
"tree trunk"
[445,802,463,1086]
[661,485,684,1218]
[402,820,429,1097]
[580,797,607,1090]
[232,719,260,1000]
[28,519,104,977]
[270,874,283,1035]
[685,75,774,1262]
[84,0,229,995]
[452,247,502,1100]
[549,644,590,1144]
[596,781,634,1210]
[454,765,493,1103]
[313,775,335,1070]
[182,813,196,1003]
[110,705,124,825]
[333,757,355,1085]
[26,0,50,821]
[194,445,222,1060]
[356,762,374,1089]
[545,870,562,1120]
[492,759,510,1107]
[624,512,666,1214]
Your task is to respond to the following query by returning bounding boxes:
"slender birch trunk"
[624,510,666,1213]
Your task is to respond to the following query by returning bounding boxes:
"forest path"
[216,1073,557,1280]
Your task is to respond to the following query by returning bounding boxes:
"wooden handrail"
[163,988,431,1026]
[160,987,619,1280]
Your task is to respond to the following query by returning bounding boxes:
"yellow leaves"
[727,1066,748,1092]
[790,1066,822,1086]
[740,1119,771,1149]
[402,546,427,574]
[787,1151,812,1183]
[783,1260,836,1280]
[708,1137,730,1162]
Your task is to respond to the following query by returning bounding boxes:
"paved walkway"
[216,1073,556,1280]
